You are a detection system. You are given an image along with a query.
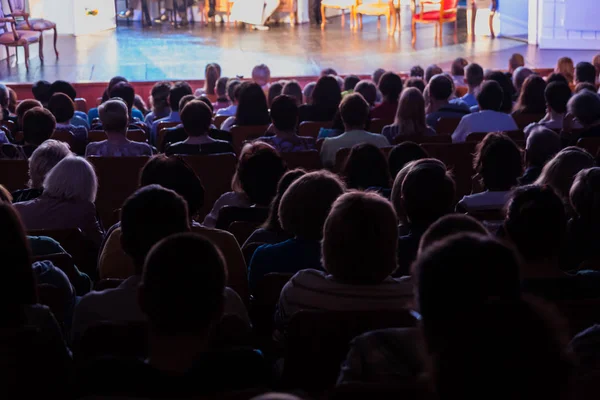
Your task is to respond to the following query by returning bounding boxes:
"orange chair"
[50,130,74,147]
[466,130,524,143]
[455,86,468,97]
[280,150,323,171]
[299,121,332,139]
[355,0,401,35]
[0,159,29,191]
[214,115,229,129]
[368,118,391,134]
[74,98,88,113]
[512,113,545,130]
[87,130,106,143]
[320,0,358,29]
[410,0,459,47]
[126,129,147,143]
[0,5,42,71]
[7,0,58,59]
[230,125,269,154]
[274,0,298,25]
[156,121,180,150]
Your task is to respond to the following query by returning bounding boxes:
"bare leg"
[320,4,326,28]
[53,26,59,58]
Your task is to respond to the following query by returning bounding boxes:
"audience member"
[388,141,428,178]
[562,90,600,144]
[48,93,88,143]
[508,53,525,74]
[157,94,195,150]
[353,80,377,107]
[512,67,534,96]
[15,98,42,131]
[2,107,56,160]
[0,84,15,126]
[547,72,570,85]
[520,127,562,185]
[134,94,149,116]
[144,81,171,125]
[87,76,142,124]
[150,81,193,142]
[221,82,270,131]
[410,65,424,78]
[575,61,597,85]
[302,81,316,105]
[457,133,522,212]
[383,87,435,144]
[86,99,153,157]
[594,54,600,81]
[342,75,360,94]
[481,71,515,113]
[320,93,389,167]
[555,57,575,84]
[342,143,391,190]
[371,72,403,121]
[204,142,286,227]
[248,171,345,292]
[282,80,303,106]
[252,63,271,90]
[417,214,488,255]
[48,80,90,129]
[574,82,597,94]
[299,75,342,124]
[450,57,468,87]
[452,81,518,143]
[460,63,484,108]
[525,81,571,134]
[512,75,547,117]
[31,80,52,107]
[197,63,221,96]
[257,95,316,152]
[425,64,443,83]
[108,82,139,121]
[372,68,386,85]
[425,74,470,130]
[404,77,425,93]
[267,81,284,107]
[216,79,242,117]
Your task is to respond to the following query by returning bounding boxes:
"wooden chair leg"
[411,20,416,47]
[52,27,59,58]
[5,47,9,68]
[377,15,380,30]
[359,14,363,30]
[320,4,326,28]
[23,43,30,71]
[341,9,345,26]
[38,34,44,63]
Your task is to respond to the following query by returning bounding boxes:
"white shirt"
[457,190,511,212]
[320,129,390,168]
[216,105,238,117]
[451,110,518,143]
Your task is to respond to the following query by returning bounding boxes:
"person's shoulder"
[85,140,106,152]
[289,268,328,286]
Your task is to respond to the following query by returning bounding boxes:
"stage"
[0,7,598,83]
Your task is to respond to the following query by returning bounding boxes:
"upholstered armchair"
[410,0,458,47]
[0,3,42,70]
[355,0,400,35]
[321,0,358,29]
[7,0,58,59]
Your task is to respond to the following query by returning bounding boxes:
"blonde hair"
[28,140,72,188]
[43,156,98,203]
[394,87,427,136]
[555,57,575,83]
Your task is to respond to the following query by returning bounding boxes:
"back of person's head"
[425,65,443,83]
[0,84,7,108]
[140,233,225,336]
[150,81,171,112]
[388,141,429,178]
[509,53,525,72]
[574,82,597,94]
[342,143,391,190]
[323,191,398,284]
[410,65,424,78]
[32,80,52,104]
[279,171,345,240]
[525,126,561,168]
[545,81,571,114]
[312,75,342,110]
[109,82,135,112]
[169,82,193,111]
[204,63,221,95]
[547,73,569,85]
[320,67,338,77]
[178,94,197,114]
[513,67,534,93]
[98,99,129,133]
[339,93,370,130]
[140,155,205,218]
[22,107,56,146]
[418,214,488,254]
[252,64,271,87]
[282,80,303,106]
[233,142,287,206]
[464,63,484,87]
[395,87,427,134]
[372,68,386,85]
[477,80,504,111]
[262,169,306,232]
[343,75,360,92]
[302,82,316,104]
[28,140,71,188]
[49,80,77,100]
[378,72,403,103]
[505,185,566,263]
[16,99,42,127]
[575,61,597,84]
[404,77,426,93]
[555,57,575,83]
[567,90,600,127]
[47,93,75,123]
[120,185,191,271]
[226,79,242,103]
[487,71,516,113]
[515,75,547,114]
[400,159,455,227]
[354,80,377,107]
[391,158,442,218]
[451,57,468,77]
[594,54,600,74]
[43,156,97,203]
[270,95,298,132]
[428,74,453,102]
[570,167,600,224]
[235,81,270,126]
[267,82,284,107]
[179,100,212,137]
[535,146,595,206]
[474,133,523,191]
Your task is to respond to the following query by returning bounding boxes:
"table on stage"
[27,0,116,35]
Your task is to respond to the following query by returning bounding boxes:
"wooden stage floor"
[1,7,598,83]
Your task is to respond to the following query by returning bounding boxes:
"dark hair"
[49,80,77,100]
[388,142,429,178]
[378,72,403,103]
[270,95,298,132]
[342,143,391,190]
[140,155,205,218]
[226,79,242,102]
[451,58,468,77]
[545,82,571,114]
[343,75,361,92]
[487,71,516,113]
[141,233,225,335]
[180,100,212,137]
[320,68,338,76]
[505,185,566,262]
[101,76,129,103]
[354,80,378,106]
[474,133,523,191]
[575,61,597,84]
[23,108,56,146]
[339,93,370,129]
[567,90,600,126]
[262,169,307,232]
[235,82,271,126]
[570,167,600,224]
[323,191,398,284]
[465,63,484,87]
[401,160,455,226]
[32,80,52,104]
[574,82,597,94]
[410,66,424,78]
[477,81,504,111]
[425,65,443,83]
[418,214,488,254]
[372,68,386,85]
[405,77,426,93]
[525,126,561,168]
[267,82,284,107]
[215,77,228,99]
[47,93,75,123]
[279,171,345,240]
[515,75,547,114]
[150,81,172,113]
[121,185,191,272]
[195,95,214,114]
[16,99,42,127]
[204,63,221,96]
[109,82,136,112]
[312,75,342,111]
[428,75,453,101]
[282,80,303,106]
[169,82,193,111]
[546,73,569,85]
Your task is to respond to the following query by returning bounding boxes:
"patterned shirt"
[257,135,316,153]
[85,140,153,157]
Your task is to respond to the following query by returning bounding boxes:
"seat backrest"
[7,0,26,13]
[368,118,390,134]
[156,122,180,150]
[250,272,293,339]
[394,135,452,145]
[242,241,266,265]
[556,298,600,336]
[180,154,237,221]
[283,309,418,389]
[455,86,468,97]
[37,283,69,325]
[126,129,147,143]
[334,146,392,173]
[299,121,333,139]
[280,150,322,171]
[215,206,269,231]
[513,113,545,130]
[50,130,74,147]
[87,130,106,143]
[1,119,15,134]
[94,278,124,291]
[0,159,29,192]
[73,321,148,365]
[230,125,269,154]
[466,131,488,142]
[32,253,79,287]
[74,98,88,113]
[435,117,462,135]
[421,142,477,198]
[577,137,600,158]
[442,0,459,11]
[227,221,262,246]
[87,156,150,229]
[214,115,229,128]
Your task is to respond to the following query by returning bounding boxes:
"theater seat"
[0,159,29,192]
[421,142,477,199]
[280,150,323,171]
[215,206,269,232]
[230,125,270,154]
[334,146,393,173]
[250,272,293,348]
[299,121,333,139]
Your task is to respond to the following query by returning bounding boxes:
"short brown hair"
[323,191,398,284]
[180,100,212,136]
[279,171,345,240]
[339,93,370,129]
[98,99,129,132]
[16,99,42,126]
[23,107,56,146]
[47,93,75,123]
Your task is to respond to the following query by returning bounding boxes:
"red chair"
[435,116,462,135]
[280,150,323,171]
[7,0,58,59]
[0,4,42,71]
[368,118,391,134]
[421,142,477,198]
[299,121,332,139]
[230,125,269,154]
[410,0,459,47]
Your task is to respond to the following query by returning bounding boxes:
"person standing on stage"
[118,0,152,26]
[230,0,280,30]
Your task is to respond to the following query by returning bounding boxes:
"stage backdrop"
[28,0,116,35]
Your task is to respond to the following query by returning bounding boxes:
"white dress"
[230,0,280,25]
